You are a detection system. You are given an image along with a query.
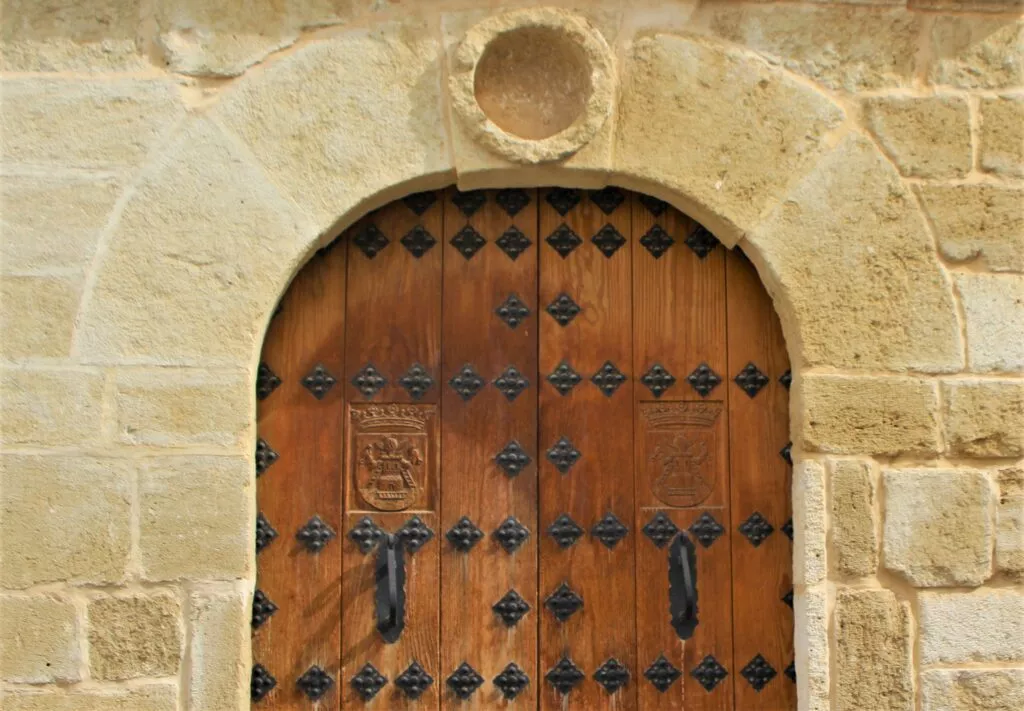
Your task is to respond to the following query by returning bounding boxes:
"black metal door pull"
[376,533,406,643]
[668,532,699,640]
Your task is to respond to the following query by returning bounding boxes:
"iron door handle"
[376,533,406,643]
[668,532,699,640]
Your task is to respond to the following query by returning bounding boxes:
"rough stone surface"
[113,369,251,447]
[0,80,184,169]
[0,368,104,447]
[188,588,249,710]
[997,466,1024,580]
[801,375,940,456]
[2,684,178,711]
[794,586,829,711]
[919,589,1024,663]
[139,456,252,582]
[921,668,1024,711]
[930,18,1023,89]
[88,592,182,680]
[943,379,1024,458]
[918,184,1024,273]
[0,276,83,360]
[615,33,844,242]
[0,456,132,588]
[76,118,308,365]
[834,589,914,711]
[956,273,1024,373]
[980,95,1024,178]
[864,96,971,179]
[0,594,80,683]
[831,459,878,578]
[794,459,826,585]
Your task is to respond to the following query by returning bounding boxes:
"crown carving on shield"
[352,404,429,429]
[642,402,720,428]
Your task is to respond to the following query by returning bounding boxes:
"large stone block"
[755,134,962,372]
[930,18,1023,89]
[113,369,250,448]
[139,456,252,582]
[0,456,132,588]
[188,587,249,710]
[214,20,451,234]
[0,276,82,360]
[943,380,1024,458]
[917,185,1024,273]
[864,96,971,179]
[883,468,994,587]
[2,684,177,711]
[76,118,308,365]
[980,95,1024,178]
[919,589,1024,663]
[831,459,878,578]
[956,273,1024,373]
[0,594,80,683]
[794,459,826,585]
[997,466,1024,580]
[921,668,1024,711]
[615,34,844,241]
[0,368,103,447]
[834,589,913,711]
[801,376,940,456]
[87,591,182,680]
[0,80,184,170]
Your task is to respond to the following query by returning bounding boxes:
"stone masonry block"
[0,275,82,360]
[921,668,1024,711]
[918,185,1024,273]
[831,459,878,578]
[919,589,1024,663]
[794,586,829,711]
[930,18,1023,89]
[0,368,104,447]
[980,95,1024,178]
[956,273,1024,373]
[0,594,80,683]
[2,684,178,711]
[189,587,249,710]
[864,96,971,179]
[943,380,1024,458]
[87,591,182,680]
[794,459,826,585]
[997,466,1024,580]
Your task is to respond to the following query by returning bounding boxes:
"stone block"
[0,456,132,588]
[919,589,1024,663]
[864,96,971,179]
[997,466,1024,580]
[911,0,1024,9]
[943,380,1024,458]
[2,684,177,711]
[794,459,826,585]
[917,185,1024,273]
[980,95,1024,178]
[188,587,249,710]
[113,369,250,448]
[930,18,1023,89]
[0,594,80,683]
[831,459,878,578]
[883,468,994,587]
[0,276,82,360]
[87,591,182,680]
[922,668,1024,711]
[0,80,184,170]
[139,456,251,581]
[956,273,1024,373]
[794,586,829,711]
[0,175,120,273]
[801,375,940,456]
[834,589,913,711]
[0,368,104,447]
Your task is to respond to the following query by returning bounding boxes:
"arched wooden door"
[253,188,794,710]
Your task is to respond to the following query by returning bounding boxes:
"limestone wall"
[1,1,1022,710]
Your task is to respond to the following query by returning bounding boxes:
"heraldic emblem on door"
[253,188,795,710]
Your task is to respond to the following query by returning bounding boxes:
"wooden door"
[253,188,794,710]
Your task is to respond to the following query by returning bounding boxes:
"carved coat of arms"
[358,436,422,511]
[641,401,721,508]
[350,404,433,512]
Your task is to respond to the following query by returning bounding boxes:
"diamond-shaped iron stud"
[252,664,277,702]
[592,512,628,549]
[395,661,433,700]
[782,589,794,608]
[302,363,337,399]
[545,188,581,215]
[446,516,484,552]
[251,590,278,629]
[495,226,532,260]
[446,662,484,700]
[403,190,436,216]
[494,365,529,402]
[495,188,530,216]
[353,223,388,259]
[495,440,531,477]
[784,661,796,683]
[546,224,583,258]
[546,292,581,326]
[400,225,437,258]
[548,514,584,548]
[547,361,582,396]
[691,655,729,692]
[546,436,581,474]
[779,369,792,390]
[643,512,680,548]
[591,361,626,397]
[639,194,668,216]
[738,512,774,547]
[397,516,434,554]
[450,225,486,260]
[781,518,794,541]
[641,363,676,398]
[545,583,583,622]
[546,656,585,694]
[255,438,278,477]
[449,364,484,401]
[348,516,384,554]
[256,363,281,400]
[687,362,722,398]
[452,190,486,217]
[644,654,682,692]
[296,515,336,553]
[594,657,630,694]
[689,512,725,548]
[590,187,625,214]
[741,654,777,692]
[351,662,387,701]
[592,224,626,258]
[640,224,674,258]
[494,662,530,700]
[297,665,334,701]
[495,293,530,329]
[398,363,433,401]
[780,442,793,465]
[256,513,278,553]
[352,363,386,398]
[685,225,720,258]
[734,362,770,398]
[492,589,531,627]
[493,516,530,553]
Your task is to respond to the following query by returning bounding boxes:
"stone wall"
[1,1,1022,710]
